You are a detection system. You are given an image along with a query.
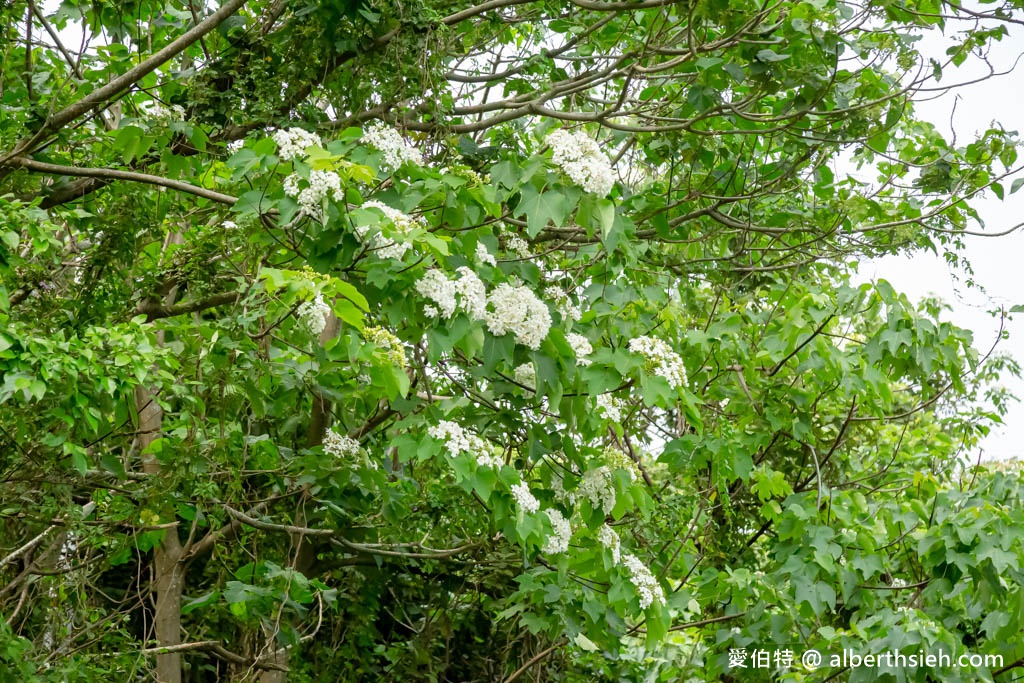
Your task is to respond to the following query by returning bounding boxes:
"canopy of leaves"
[0,0,1023,681]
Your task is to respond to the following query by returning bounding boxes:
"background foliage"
[1,0,1024,681]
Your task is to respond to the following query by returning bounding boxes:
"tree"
[1,0,1023,680]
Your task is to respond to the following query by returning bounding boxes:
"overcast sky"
[861,18,1024,461]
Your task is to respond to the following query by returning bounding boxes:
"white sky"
[860,20,1024,461]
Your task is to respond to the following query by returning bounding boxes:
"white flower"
[221,220,238,230]
[423,304,439,318]
[551,472,576,506]
[297,294,330,335]
[273,127,322,161]
[544,286,583,322]
[284,170,344,220]
[485,283,551,350]
[513,363,536,390]
[542,509,572,555]
[566,333,593,365]
[143,101,185,123]
[596,394,624,422]
[597,524,621,564]
[362,121,423,169]
[622,553,665,609]
[454,267,488,320]
[628,335,687,389]
[226,139,244,154]
[357,200,423,260]
[546,129,615,196]
[416,270,458,318]
[505,234,531,258]
[579,466,615,514]
[428,421,499,467]
[416,268,488,320]
[323,428,360,458]
[476,242,497,266]
[511,482,540,514]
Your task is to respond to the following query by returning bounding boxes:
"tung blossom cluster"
[546,129,615,196]
[542,509,572,555]
[357,201,424,260]
[628,335,687,389]
[484,283,552,350]
[566,333,593,364]
[622,553,666,609]
[297,294,330,335]
[364,326,408,367]
[428,421,502,467]
[416,271,552,349]
[543,286,583,322]
[597,524,621,563]
[323,428,361,459]
[513,363,537,390]
[362,122,423,169]
[284,170,344,220]
[596,393,625,423]
[511,483,540,514]
[273,127,322,161]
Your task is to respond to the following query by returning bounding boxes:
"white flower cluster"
[416,268,488,320]
[485,283,552,350]
[226,139,244,154]
[543,287,582,322]
[221,220,238,231]
[358,200,424,260]
[604,446,639,482]
[566,333,593,365]
[579,466,616,514]
[597,524,621,564]
[273,127,322,161]
[144,102,186,123]
[362,121,423,169]
[297,294,330,335]
[628,336,687,389]
[364,326,408,367]
[551,472,576,506]
[284,170,344,220]
[417,270,552,349]
[542,509,572,555]
[596,394,625,422]
[428,420,501,467]
[546,129,615,196]
[323,428,361,458]
[513,363,536,390]
[476,242,497,266]
[505,234,531,258]
[622,553,666,609]
[511,482,540,514]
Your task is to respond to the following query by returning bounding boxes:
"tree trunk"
[136,384,184,683]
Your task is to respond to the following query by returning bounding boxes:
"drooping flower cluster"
[542,509,572,555]
[364,326,408,367]
[476,242,497,266]
[628,335,687,389]
[273,127,322,161]
[597,524,621,564]
[596,393,625,423]
[513,363,537,390]
[357,201,424,259]
[485,283,552,350]
[297,294,330,335]
[428,421,501,467]
[511,482,540,514]
[284,170,344,220]
[579,466,616,514]
[362,121,423,169]
[566,333,593,365]
[323,428,361,459]
[544,286,582,322]
[622,553,666,609]
[546,129,615,195]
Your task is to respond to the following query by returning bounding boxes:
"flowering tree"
[1,1,1024,681]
